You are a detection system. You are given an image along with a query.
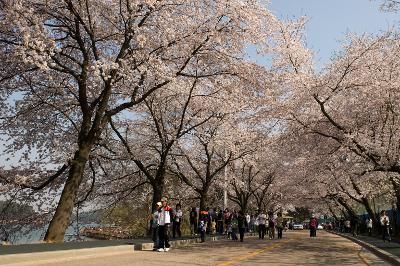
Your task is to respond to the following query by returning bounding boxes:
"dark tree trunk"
[337,197,357,218]
[44,145,91,242]
[239,196,249,214]
[151,181,164,212]
[200,193,208,211]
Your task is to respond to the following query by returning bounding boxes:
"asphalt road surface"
[1,230,390,266]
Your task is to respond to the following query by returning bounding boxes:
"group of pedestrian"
[150,197,181,252]
[363,211,391,242]
[190,207,228,237]
[224,210,248,242]
[253,211,286,240]
[151,202,296,250]
[330,210,392,242]
[151,198,169,252]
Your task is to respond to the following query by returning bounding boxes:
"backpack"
[231,218,238,229]
[310,219,317,228]
[269,220,275,228]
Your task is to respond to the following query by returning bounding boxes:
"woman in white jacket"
[380,211,391,242]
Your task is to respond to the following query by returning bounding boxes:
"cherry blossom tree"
[0,0,312,242]
[109,77,228,211]
[378,0,400,11]
[228,161,260,213]
[281,31,400,216]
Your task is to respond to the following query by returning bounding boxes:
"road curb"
[138,235,227,251]
[328,230,400,266]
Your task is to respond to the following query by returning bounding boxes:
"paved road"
[1,231,390,266]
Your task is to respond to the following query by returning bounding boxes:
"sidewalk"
[329,230,400,265]
[0,234,226,255]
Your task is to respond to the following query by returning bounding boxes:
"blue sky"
[268,0,399,68]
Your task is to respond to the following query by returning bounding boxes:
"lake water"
[7,222,101,244]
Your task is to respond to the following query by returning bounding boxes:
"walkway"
[1,231,390,266]
[331,231,400,265]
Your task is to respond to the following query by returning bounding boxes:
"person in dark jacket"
[189,207,197,236]
[237,210,247,242]
[351,216,359,237]
[224,208,232,235]
[217,209,224,234]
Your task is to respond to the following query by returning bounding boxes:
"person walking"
[238,210,247,242]
[224,208,232,235]
[200,209,209,237]
[309,215,318,237]
[380,210,391,242]
[231,211,239,241]
[199,211,207,242]
[206,207,213,234]
[344,219,351,233]
[217,209,224,234]
[268,217,275,239]
[245,212,251,232]
[276,212,284,239]
[351,216,359,237]
[189,207,197,236]
[257,211,267,239]
[157,197,172,252]
[366,218,373,236]
[249,213,256,233]
[173,203,183,238]
[151,202,162,251]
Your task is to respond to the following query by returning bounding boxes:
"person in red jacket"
[309,215,318,237]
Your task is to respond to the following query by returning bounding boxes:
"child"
[227,223,233,239]
[211,220,217,235]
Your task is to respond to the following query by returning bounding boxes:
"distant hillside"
[78,209,104,224]
[0,201,36,220]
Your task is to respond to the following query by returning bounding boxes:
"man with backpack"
[309,215,318,237]
[268,217,275,239]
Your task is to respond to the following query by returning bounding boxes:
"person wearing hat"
[157,197,172,252]
[151,202,162,251]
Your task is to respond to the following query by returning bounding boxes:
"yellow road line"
[216,239,292,266]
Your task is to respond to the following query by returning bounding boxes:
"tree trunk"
[151,181,164,212]
[200,193,208,211]
[240,196,248,214]
[336,197,357,218]
[44,146,90,242]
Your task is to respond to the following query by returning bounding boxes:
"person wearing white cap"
[157,197,172,252]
